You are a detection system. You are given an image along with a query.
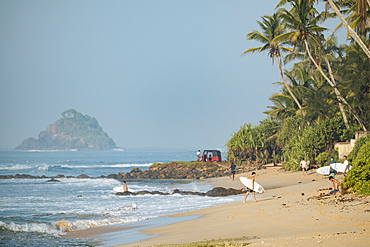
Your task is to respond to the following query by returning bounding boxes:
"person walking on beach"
[300,159,308,175]
[329,157,337,178]
[242,172,258,203]
[196,150,201,161]
[343,156,349,175]
[230,164,236,181]
[328,176,340,195]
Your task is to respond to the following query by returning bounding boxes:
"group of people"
[328,155,349,195]
[300,156,349,176]
[300,155,350,195]
[229,164,258,203]
[230,155,351,202]
[196,150,214,162]
[121,152,351,203]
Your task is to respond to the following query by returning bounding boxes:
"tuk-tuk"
[201,150,222,162]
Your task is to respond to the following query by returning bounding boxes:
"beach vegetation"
[343,137,370,195]
[227,0,369,174]
[315,151,338,167]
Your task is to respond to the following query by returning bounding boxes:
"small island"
[16,109,117,151]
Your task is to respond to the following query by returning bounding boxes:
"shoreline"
[66,167,370,246]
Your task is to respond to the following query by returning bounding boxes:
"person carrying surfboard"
[242,172,258,203]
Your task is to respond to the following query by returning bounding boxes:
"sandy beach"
[68,167,370,246]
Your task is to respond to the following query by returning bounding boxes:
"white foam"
[54,215,148,233]
[0,221,62,235]
[37,164,50,171]
[59,163,152,168]
[19,150,74,152]
[0,163,50,171]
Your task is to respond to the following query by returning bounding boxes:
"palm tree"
[242,13,303,110]
[264,92,298,120]
[276,0,367,130]
[287,62,338,123]
[335,43,370,128]
[341,0,369,39]
[326,0,370,58]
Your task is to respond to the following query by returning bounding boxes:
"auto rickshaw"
[201,150,222,162]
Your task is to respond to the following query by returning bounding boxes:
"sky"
[0,0,287,149]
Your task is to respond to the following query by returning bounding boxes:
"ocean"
[0,148,242,246]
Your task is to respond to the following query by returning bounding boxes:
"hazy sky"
[1,0,284,149]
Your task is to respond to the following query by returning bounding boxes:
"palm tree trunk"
[304,40,367,131]
[321,47,368,131]
[277,58,303,110]
[327,0,370,59]
[321,52,350,129]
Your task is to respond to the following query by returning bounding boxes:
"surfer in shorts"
[328,176,340,195]
[242,172,258,203]
[122,181,128,192]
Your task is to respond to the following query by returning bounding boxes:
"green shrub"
[343,138,370,194]
[347,135,370,161]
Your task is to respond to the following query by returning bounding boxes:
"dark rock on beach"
[115,187,243,197]
[46,178,61,182]
[205,187,243,197]
[77,174,90,178]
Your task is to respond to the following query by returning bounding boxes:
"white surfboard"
[330,163,351,173]
[113,187,134,193]
[239,177,264,193]
[316,166,331,175]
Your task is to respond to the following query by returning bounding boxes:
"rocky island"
[16,109,117,150]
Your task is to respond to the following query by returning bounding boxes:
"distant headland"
[15,109,117,151]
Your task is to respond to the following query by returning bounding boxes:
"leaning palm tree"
[326,0,370,58]
[242,13,303,110]
[340,0,369,39]
[275,0,367,130]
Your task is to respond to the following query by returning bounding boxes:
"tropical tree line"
[226,0,370,173]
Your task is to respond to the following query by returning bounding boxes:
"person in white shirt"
[343,156,349,175]
[300,159,308,175]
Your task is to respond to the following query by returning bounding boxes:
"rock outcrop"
[16,109,117,150]
[115,161,253,180]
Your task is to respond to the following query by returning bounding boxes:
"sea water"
[0,148,240,246]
